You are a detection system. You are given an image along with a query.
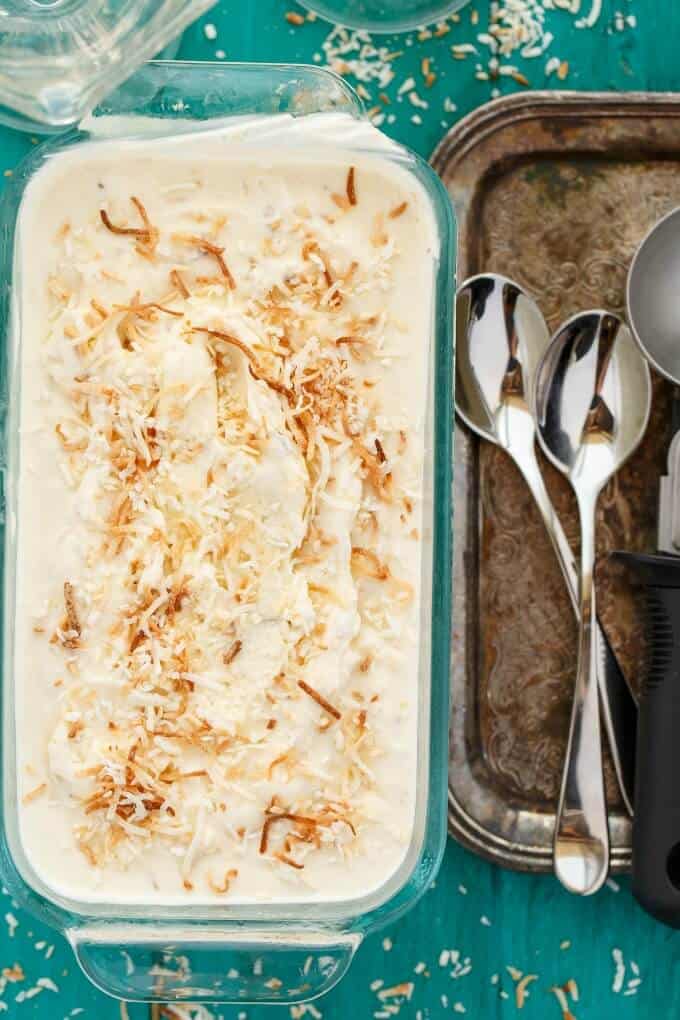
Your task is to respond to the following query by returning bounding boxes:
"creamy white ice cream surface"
[11,115,438,906]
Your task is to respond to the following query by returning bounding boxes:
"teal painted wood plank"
[0,2,678,1017]
[0,885,146,1017]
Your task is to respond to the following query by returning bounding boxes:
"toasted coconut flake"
[515,974,538,1009]
[197,327,294,402]
[2,963,25,983]
[77,840,98,866]
[302,240,334,290]
[379,983,414,1001]
[389,201,409,219]
[101,268,124,283]
[90,298,108,320]
[331,193,351,212]
[113,298,182,319]
[550,986,576,1020]
[200,327,256,362]
[55,423,87,452]
[351,439,393,500]
[565,978,579,1002]
[248,364,294,402]
[371,213,388,248]
[63,581,81,645]
[346,166,358,206]
[209,867,238,894]
[169,268,190,298]
[224,639,242,665]
[267,751,292,779]
[100,196,158,253]
[48,276,71,302]
[275,852,304,869]
[298,679,342,720]
[129,630,146,653]
[259,811,319,854]
[351,546,390,581]
[22,783,46,805]
[336,335,366,348]
[175,234,236,288]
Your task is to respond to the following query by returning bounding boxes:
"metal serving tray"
[434,91,680,873]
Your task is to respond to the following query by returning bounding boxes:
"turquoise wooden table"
[1,2,679,1017]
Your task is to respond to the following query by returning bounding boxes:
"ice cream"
[12,117,439,906]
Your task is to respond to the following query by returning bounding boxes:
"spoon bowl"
[456,273,550,446]
[535,311,653,492]
[627,206,680,384]
[535,310,651,895]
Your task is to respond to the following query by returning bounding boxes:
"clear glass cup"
[0,61,456,1004]
[0,0,216,132]
[297,0,471,32]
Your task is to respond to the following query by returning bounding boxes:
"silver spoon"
[535,311,651,895]
[627,205,680,386]
[456,274,637,829]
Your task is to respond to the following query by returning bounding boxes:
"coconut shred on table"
[12,127,438,905]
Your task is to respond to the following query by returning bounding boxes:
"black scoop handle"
[614,551,680,926]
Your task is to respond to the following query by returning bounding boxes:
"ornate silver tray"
[433,91,680,872]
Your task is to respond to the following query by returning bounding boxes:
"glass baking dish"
[0,0,216,133]
[0,61,455,1004]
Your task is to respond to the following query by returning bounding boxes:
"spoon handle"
[552,491,610,895]
[516,443,579,603]
[516,443,635,817]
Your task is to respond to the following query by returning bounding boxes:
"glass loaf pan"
[0,62,456,1003]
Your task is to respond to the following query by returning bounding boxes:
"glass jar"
[297,0,471,33]
[0,0,216,132]
[0,61,455,1004]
